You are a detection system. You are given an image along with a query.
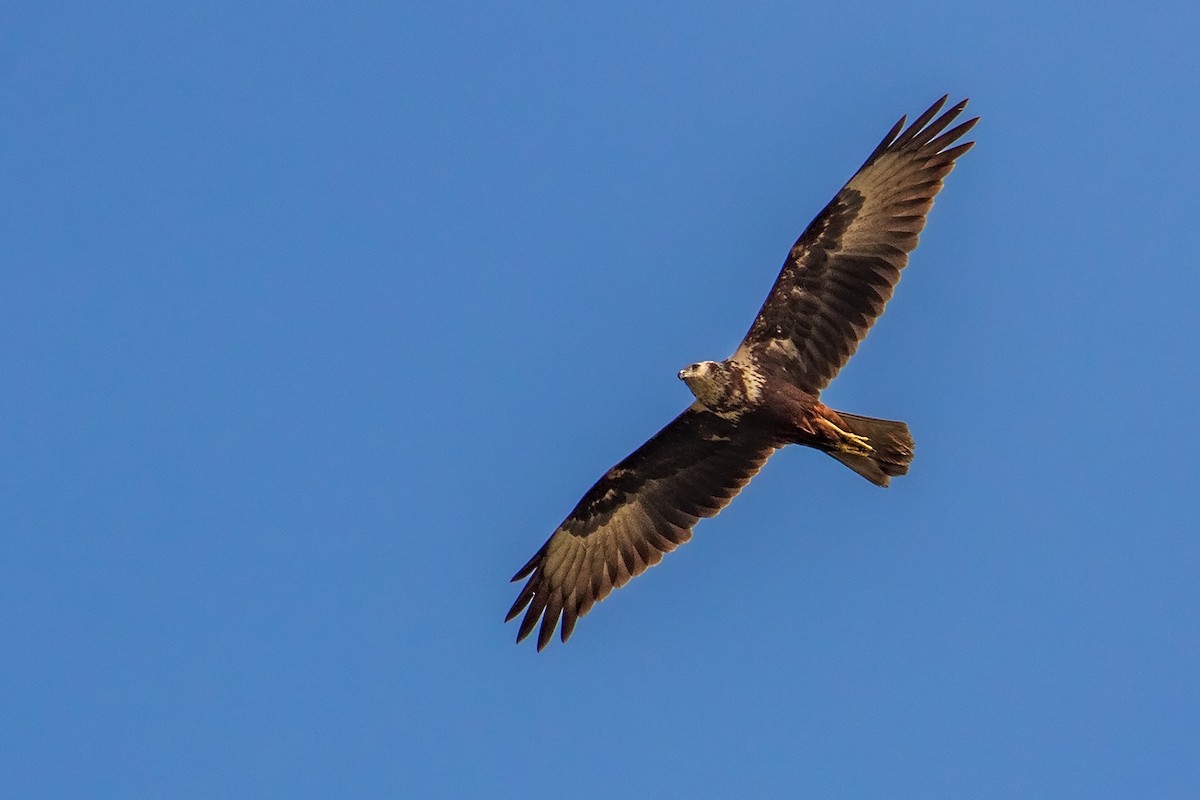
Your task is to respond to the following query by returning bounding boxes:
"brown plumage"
[508,96,977,650]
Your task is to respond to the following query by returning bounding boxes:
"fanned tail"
[826,412,914,487]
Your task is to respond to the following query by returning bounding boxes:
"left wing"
[507,405,777,650]
[734,96,977,393]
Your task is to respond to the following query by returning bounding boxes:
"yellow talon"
[815,417,874,456]
[840,430,874,456]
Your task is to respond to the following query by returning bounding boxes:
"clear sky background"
[4,2,1198,797]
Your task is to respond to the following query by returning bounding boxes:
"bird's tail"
[826,412,914,488]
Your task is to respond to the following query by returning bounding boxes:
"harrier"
[507,96,977,650]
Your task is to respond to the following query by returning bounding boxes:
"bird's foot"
[839,430,874,457]
[815,416,875,456]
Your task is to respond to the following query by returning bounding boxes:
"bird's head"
[678,360,732,407]
[678,360,721,383]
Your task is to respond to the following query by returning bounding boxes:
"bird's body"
[508,96,977,650]
[678,355,913,483]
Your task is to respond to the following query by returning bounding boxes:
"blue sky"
[3,1,1198,797]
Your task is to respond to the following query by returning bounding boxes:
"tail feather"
[827,412,914,487]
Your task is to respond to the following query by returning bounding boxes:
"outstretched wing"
[734,96,978,393]
[507,405,776,650]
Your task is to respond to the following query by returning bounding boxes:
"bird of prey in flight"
[507,96,977,650]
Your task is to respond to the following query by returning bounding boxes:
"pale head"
[678,360,732,408]
[678,360,721,383]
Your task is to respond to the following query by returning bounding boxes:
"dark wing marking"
[734,96,978,393]
[507,405,776,650]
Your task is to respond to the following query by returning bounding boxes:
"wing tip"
[505,582,534,623]
[862,94,974,169]
[516,602,542,644]
[560,611,578,644]
[510,608,576,652]
[510,543,547,582]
